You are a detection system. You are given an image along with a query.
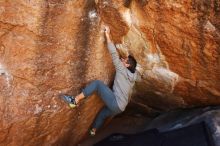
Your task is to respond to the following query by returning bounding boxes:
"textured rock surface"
[98,0,220,111]
[124,0,220,110]
[0,1,114,145]
[0,0,219,145]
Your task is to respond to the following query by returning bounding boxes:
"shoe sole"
[69,103,76,108]
[89,130,96,136]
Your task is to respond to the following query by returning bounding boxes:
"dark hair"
[127,55,137,73]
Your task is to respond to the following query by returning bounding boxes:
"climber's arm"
[105,27,112,44]
[104,26,124,71]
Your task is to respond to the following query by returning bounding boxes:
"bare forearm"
[104,26,112,43]
[104,26,124,71]
[106,34,112,43]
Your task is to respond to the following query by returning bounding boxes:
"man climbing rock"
[61,26,139,136]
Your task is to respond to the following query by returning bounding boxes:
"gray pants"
[82,80,122,129]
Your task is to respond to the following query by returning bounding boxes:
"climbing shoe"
[61,95,77,108]
[89,129,96,136]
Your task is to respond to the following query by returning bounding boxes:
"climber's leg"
[61,80,121,111]
[92,106,114,129]
[81,80,120,112]
[90,106,119,135]
[82,80,110,97]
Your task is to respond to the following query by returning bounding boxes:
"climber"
[61,26,139,136]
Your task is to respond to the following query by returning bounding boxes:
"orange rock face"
[0,0,219,145]
[0,1,114,145]
[124,0,220,110]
